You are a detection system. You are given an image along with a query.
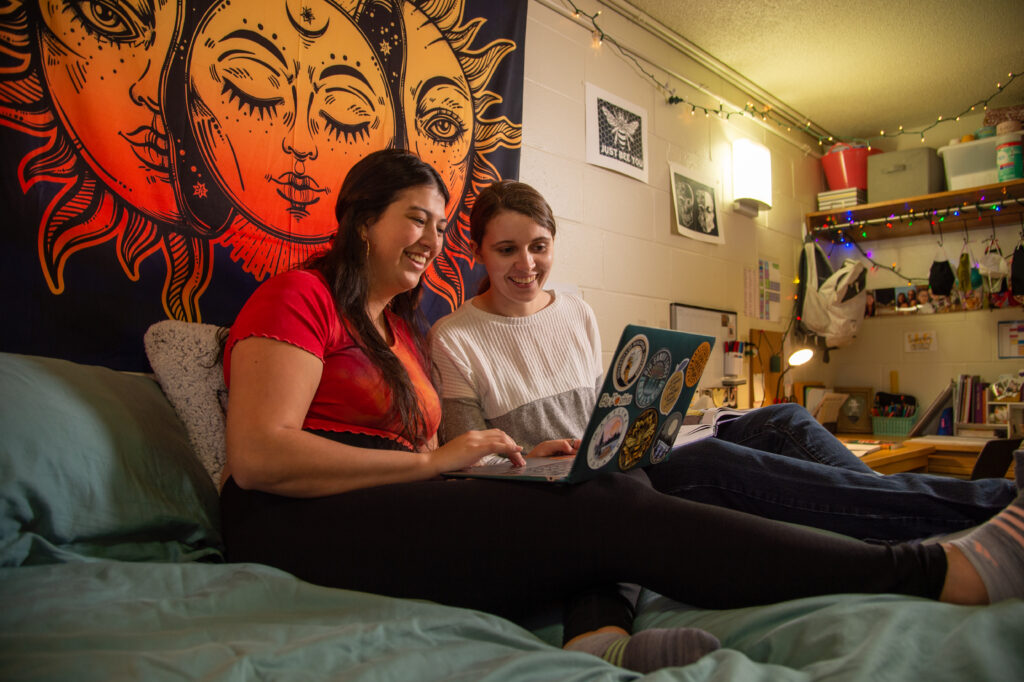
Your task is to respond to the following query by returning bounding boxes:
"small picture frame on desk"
[836,386,874,433]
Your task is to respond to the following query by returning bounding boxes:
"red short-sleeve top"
[224,269,440,449]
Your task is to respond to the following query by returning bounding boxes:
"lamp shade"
[787,347,814,366]
[732,139,772,217]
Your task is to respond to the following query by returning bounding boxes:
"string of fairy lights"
[555,0,1024,288]
[812,194,1024,284]
[558,0,1022,149]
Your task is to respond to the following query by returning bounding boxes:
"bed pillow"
[144,320,229,486]
[0,352,224,566]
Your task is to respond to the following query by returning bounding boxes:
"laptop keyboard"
[512,459,574,477]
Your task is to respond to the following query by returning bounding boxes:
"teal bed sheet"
[3,560,1022,681]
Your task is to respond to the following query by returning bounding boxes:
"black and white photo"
[669,162,723,244]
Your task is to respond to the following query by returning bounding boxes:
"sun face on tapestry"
[0,0,523,368]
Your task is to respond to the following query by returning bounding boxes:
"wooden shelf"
[807,178,1024,242]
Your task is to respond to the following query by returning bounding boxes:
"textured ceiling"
[622,0,1024,142]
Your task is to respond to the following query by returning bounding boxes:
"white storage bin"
[937,133,1023,190]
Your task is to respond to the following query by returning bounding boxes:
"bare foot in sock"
[942,487,1024,604]
[565,626,721,672]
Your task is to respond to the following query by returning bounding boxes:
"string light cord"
[551,0,1021,149]
[551,0,820,148]
[816,234,926,285]
[815,194,1024,238]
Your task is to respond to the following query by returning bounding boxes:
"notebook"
[442,324,715,483]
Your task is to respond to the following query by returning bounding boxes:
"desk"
[860,442,932,474]
[854,436,1017,480]
[903,436,1016,480]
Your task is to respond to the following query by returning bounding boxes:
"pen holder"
[724,351,743,377]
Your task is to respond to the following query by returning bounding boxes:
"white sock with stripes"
[949,487,1024,603]
[565,627,720,672]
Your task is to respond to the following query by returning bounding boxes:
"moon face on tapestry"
[0,0,523,366]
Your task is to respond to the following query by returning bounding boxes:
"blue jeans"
[645,403,1017,542]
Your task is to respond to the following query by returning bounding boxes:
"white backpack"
[797,241,867,348]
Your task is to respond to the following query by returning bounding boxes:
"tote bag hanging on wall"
[796,241,867,349]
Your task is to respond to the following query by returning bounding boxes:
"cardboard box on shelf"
[867,148,945,202]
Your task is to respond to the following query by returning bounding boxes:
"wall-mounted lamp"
[732,139,772,218]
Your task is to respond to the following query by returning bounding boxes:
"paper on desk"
[812,392,849,425]
[844,441,882,457]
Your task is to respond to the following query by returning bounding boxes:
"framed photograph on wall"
[585,83,648,182]
[835,386,874,433]
[669,162,723,244]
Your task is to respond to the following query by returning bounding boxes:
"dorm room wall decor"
[585,82,649,182]
[669,161,723,244]
[0,0,525,370]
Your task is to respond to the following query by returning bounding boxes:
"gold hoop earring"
[359,230,370,260]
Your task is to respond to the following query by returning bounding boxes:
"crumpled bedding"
[2,560,1022,681]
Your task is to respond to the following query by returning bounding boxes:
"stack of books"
[817,187,867,211]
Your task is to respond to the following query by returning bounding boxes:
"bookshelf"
[952,373,1019,438]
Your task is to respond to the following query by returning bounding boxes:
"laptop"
[443,324,715,483]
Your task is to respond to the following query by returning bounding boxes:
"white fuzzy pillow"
[144,320,228,487]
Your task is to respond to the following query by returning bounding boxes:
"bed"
[1,339,1022,681]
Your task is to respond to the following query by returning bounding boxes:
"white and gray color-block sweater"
[429,292,603,459]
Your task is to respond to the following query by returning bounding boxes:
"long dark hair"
[306,149,449,448]
[469,180,556,294]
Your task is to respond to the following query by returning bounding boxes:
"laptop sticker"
[612,333,648,391]
[598,392,633,408]
[686,341,712,387]
[635,348,672,408]
[619,408,659,470]
[659,358,689,414]
[651,411,682,463]
[587,406,629,469]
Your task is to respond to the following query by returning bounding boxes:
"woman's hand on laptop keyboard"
[433,429,526,473]
[526,438,581,459]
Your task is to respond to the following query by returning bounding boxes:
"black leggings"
[220,452,947,620]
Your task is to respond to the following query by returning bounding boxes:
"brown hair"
[469,180,556,294]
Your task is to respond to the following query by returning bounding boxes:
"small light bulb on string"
[591,30,602,48]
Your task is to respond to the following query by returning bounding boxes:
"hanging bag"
[797,241,867,348]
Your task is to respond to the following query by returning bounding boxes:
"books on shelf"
[951,373,1013,438]
[817,188,867,211]
[954,374,988,426]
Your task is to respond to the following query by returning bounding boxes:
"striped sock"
[566,628,720,672]
[949,487,1024,603]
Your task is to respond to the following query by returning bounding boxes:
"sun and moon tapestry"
[0,0,525,369]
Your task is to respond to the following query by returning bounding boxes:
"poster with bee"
[585,83,648,182]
